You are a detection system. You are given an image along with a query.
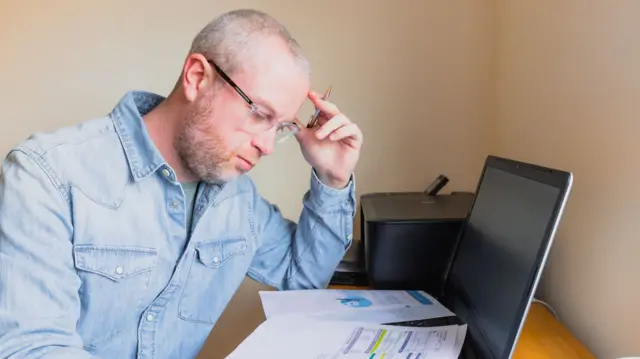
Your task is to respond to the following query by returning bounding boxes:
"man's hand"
[295,90,363,189]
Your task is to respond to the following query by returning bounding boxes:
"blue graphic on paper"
[407,290,433,305]
[337,296,373,308]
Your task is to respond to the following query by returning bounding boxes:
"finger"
[308,91,340,118]
[312,112,331,128]
[315,114,350,140]
[327,123,363,149]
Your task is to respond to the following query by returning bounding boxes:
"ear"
[181,53,213,103]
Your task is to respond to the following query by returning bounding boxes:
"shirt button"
[212,257,220,264]
[115,266,124,275]
[162,169,171,178]
[170,201,178,209]
[146,314,154,322]
[347,234,353,240]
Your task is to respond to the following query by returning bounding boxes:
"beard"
[174,96,236,184]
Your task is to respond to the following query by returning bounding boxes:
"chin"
[215,167,246,183]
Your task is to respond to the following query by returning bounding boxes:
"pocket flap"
[195,237,247,268]
[74,245,158,281]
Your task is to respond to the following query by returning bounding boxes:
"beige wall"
[0,1,492,358]
[492,1,640,358]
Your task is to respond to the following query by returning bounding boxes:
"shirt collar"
[110,90,168,181]
[108,90,247,202]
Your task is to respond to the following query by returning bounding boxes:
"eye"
[250,105,274,123]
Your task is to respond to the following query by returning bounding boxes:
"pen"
[307,86,332,128]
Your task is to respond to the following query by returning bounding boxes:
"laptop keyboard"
[387,319,435,327]
[384,316,463,327]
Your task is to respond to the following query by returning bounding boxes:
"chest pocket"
[73,245,158,310]
[179,237,250,324]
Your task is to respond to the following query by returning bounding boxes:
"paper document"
[259,289,453,320]
[226,315,467,359]
[276,304,456,325]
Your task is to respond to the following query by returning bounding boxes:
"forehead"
[232,40,310,119]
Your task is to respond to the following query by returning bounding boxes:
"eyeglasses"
[207,59,300,144]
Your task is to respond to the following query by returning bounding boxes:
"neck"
[142,94,198,183]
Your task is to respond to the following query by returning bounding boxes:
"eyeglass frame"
[206,59,300,143]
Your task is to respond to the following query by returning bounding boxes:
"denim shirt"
[0,91,356,359]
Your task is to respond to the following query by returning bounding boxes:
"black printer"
[331,177,474,295]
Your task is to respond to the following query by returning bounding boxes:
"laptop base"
[384,315,478,359]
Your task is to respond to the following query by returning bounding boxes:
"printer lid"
[360,192,475,222]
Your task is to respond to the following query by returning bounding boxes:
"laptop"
[384,155,573,359]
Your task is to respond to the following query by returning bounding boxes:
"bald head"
[188,9,310,79]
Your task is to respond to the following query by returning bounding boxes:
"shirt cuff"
[307,169,357,215]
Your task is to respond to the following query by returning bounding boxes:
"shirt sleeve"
[246,169,356,290]
[0,149,98,358]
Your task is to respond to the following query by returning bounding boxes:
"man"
[0,9,362,359]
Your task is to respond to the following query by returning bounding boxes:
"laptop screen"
[444,157,571,359]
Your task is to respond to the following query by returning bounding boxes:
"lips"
[237,156,254,169]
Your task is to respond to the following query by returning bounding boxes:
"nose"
[251,128,275,156]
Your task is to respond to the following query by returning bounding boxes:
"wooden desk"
[511,302,595,359]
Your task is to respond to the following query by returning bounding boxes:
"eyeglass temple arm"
[207,60,253,105]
